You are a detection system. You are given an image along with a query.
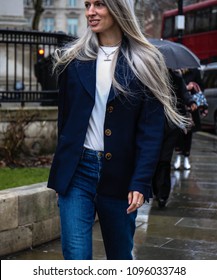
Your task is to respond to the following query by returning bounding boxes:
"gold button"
[107,106,114,113]
[105,153,112,160]
[105,129,112,136]
[98,152,103,157]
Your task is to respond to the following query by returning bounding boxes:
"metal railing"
[0,29,74,106]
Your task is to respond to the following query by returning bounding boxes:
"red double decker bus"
[161,0,217,64]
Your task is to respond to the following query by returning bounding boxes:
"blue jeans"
[58,148,137,260]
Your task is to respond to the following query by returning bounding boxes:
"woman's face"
[84,0,119,35]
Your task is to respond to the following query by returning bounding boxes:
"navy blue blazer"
[47,50,165,200]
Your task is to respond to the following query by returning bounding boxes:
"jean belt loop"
[81,147,86,159]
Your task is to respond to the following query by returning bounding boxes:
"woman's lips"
[88,19,100,27]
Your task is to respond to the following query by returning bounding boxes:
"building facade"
[0,0,27,28]
[1,1,208,38]
[24,0,86,36]
[23,0,145,36]
[23,0,147,37]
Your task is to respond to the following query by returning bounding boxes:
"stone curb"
[0,183,60,257]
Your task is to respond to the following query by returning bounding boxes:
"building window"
[67,18,78,36]
[43,0,54,7]
[26,17,32,28]
[43,18,54,32]
[68,0,77,7]
[24,0,32,6]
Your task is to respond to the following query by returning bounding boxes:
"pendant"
[104,55,112,61]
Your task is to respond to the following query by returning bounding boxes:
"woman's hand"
[186,82,201,92]
[127,191,144,214]
[190,103,197,112]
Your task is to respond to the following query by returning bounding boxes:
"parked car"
[201,63,217,134]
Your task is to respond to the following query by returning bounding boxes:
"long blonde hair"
[53,0,189,128]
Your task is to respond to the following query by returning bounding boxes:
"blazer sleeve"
[128,92,165,201]
[57,70,66,139]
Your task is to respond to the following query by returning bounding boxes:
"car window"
[203,70,217,89]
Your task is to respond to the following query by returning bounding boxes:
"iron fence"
[0,29,74,106]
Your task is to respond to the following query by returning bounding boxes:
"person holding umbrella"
[148,39,201,70]
[152,69,197,208]
[148,39,206,171]
[174,68,208,170]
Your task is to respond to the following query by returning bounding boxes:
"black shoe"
[158,198,167,208]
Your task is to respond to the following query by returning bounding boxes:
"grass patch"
[0,167,50,190]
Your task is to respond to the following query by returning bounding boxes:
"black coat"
[169,70,195,115]
[182,68,205,131]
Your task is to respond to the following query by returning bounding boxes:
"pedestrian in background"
[152,69,197,208]
[174,68,207,170]
[47,0,189,260]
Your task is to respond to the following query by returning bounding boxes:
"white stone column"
[0,0,27,28]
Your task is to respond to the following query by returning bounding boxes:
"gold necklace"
[99,46,118,62]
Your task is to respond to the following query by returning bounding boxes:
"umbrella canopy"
[148,38,201,70]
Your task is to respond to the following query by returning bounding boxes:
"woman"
[47,0,188,260]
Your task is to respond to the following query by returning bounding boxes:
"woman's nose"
[87,4,96,16]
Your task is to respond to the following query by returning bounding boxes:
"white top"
[84,46,118,151]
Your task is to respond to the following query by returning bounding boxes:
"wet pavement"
[3,131,217,260]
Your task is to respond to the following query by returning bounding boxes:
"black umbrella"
[148,38,200,69]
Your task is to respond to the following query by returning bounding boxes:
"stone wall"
[0,0,27,28]
[0,183,60,257]
[0,107,59,256]
[0,107,58,156]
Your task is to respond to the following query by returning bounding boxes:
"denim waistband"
[82,147,104,159]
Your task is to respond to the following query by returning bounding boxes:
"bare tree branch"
[32,0,44,30]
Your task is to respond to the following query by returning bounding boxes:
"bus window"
[185,12,195,34]
[210,6,217,30]
[162,16,174,38]
[194,8,210,33]
[161,0,217,63]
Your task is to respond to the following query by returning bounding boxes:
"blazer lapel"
[75,59,96,100]
[108,50,135,103]
[74,48,135,103]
